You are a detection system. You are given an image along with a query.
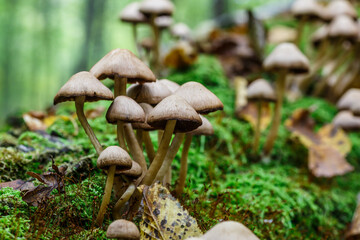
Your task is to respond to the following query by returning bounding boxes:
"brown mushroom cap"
[333,111,360,131]
[132,103,155,130]
[188,115,214,136]
[291,0,322,20]
[336,88,360,110]
[158,79,180,93]
[90,49,156,83]
[351,101,360,117]
[263,42,310,74]
[174,82,224,114]
[325,0,357,21]
[155,16,173,29]
[97,146,132,170]
[120,2,147,24]
[247,79,276,102]
[127,81,172,105]
[147,94,202,132]
[106,219,140,239]
[171,23,192,39]
[115,160,142,178]
[106,96,146,124]
[328,15,359,40]
[139,0,174,16]
[54,71,114,105]
[202,221,259,240]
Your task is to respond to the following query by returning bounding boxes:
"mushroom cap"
[54,71,114,105]
[139,0,174,16]
[147,94,202,132]
[350,101,360,117]
[155,16,173,29]
[90,49,156,83]
[247,79,276,102]
[332,111,360,131]
[171,23,192,39]
[127,81,172,105]
[291,0,322,20]
[263,42,310,74]
[174,82,224,114]
[202,221,259,240]
[158,79,180,93]
[325,0,357,21]
[132,103,155,130]
[106,96,146,124]
[115,160,142,178]
[97,146,132,170]
[140,37,154,51]
[311,25,329,47]
[328,15,359,40]
[188,115,214,136]
[106,219,140,239]
[120,2,147,23]
[336,88,360,110]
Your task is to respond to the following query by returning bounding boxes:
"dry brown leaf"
[0,179,35,191]
[23,113,47,131]
[308,145,354,178]
[237,102,271,131]
[139,183,202,240]
[317,124,352,156]
[164,42,198,69]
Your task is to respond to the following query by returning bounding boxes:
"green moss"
[0,148,31,181]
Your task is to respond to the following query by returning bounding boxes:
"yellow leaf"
[43,116,58,127]
[317,124,352,156]
[140,183,203,240]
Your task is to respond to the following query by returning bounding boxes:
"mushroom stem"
[150,14,160,73]
[95,165,116,226]
[123,123,147,183]
[136,129,143,150]
[141,120,176,185]
[114,76,127,97]
[262,71,286,159]
[132,23,143,59]
[175,134,192,196]
[143,131,155,164]
[295,17,306,47]
[117,121,127,150]
[158,130,163,143]
[75,96,102,155]
[154,133,185,182]
[253,101,262,152]
[163,169,171,186]
[113,182,136,220]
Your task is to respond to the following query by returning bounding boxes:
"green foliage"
[0,148,31,181]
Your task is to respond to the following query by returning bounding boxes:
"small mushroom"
[127,81,172,105]
[201,221,259,240]
[333,111,360,131]
[171,22,192,40]
[324,0,357,22]
[336,88,360,110]
[54,71,113,155]
[95,146,132,226]
[247,79,276,152]
[106,219,140,240]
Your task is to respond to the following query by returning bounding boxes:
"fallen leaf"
[23,113,47,131]
[0,179,35,191]
[85,106,106,119]
[164,42,198,69]
[317,124,352,156]
[346,195,360,239]
[237,102,271,131]
[308,145,354,178]
[139,183,202,240]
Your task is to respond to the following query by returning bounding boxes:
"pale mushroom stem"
[253,101,262,152]
[262,71,286,160]
[141,120,177,185]
[150,14,160,73]
[123,123,147,183]
[95,165,116,226]
[154,133,185,182]
[136,129,143,150]
[132,23,143,59]
[143,131,155,163]
[117,121,127,150]
[114,76,127,97]
[75,96,103,155]
[175,134,192,196]
[163,169,171,186]
[113,183,136,220]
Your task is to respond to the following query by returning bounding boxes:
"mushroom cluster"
[53,48,223,227]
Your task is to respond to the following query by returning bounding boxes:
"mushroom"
[106,219,140,240]
[201,221,259,240]
[141,94,202,185]
[247,79,276,152]
[262,43,309,159]
[139,0,174,72]
[120,2,147,56]
[171,22,192,40]
[95,146,132,226]
[333,111,360,131]
[336,88,360,110]
[127,81,172,105]
[159,79,180,93]
[324,0,357,22]
[53,71,113,155]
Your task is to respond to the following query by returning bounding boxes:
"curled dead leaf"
[0,179,35,192]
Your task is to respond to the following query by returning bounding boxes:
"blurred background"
[0,0,292,125]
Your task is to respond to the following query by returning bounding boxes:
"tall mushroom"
[54,71,113,155]
[141,94,202,185]
[247,79,276,152]
[95,146,132,226]
[106,219,140,240]
[262,43,309,160]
